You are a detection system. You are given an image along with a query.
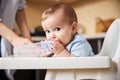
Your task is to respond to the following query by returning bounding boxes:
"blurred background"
[14,0,120,35]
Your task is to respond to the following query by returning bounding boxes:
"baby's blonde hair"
[41,3,78,24]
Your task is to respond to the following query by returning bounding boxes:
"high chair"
[45,18,120,80]
[0,19,120,80]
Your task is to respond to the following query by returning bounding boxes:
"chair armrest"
[0,56,111,69]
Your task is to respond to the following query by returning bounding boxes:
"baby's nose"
[50,32,56,39]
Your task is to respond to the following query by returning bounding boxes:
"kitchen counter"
[31,33,106,42]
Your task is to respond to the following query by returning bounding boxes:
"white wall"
[15,0,120,34]
[74,0,120,34]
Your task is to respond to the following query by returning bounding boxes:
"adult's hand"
[11,36,32,46]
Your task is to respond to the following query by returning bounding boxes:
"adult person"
[0,0,35,80]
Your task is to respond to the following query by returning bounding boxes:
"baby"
[41,3,94,57]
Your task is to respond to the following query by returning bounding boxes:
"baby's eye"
[45,30,50,33]
[55,27,61,32]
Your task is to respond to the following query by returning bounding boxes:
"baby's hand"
[50,40,65,55]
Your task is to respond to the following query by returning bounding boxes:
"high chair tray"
[0,56,111,69]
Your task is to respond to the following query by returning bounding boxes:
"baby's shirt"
[66,33,94,57]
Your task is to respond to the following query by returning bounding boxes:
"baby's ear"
[72,22,78,34]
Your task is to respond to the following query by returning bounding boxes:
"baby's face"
[41,11,77,46]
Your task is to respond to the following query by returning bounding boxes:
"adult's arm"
[15,9,31,40]
[0,22,32,46]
